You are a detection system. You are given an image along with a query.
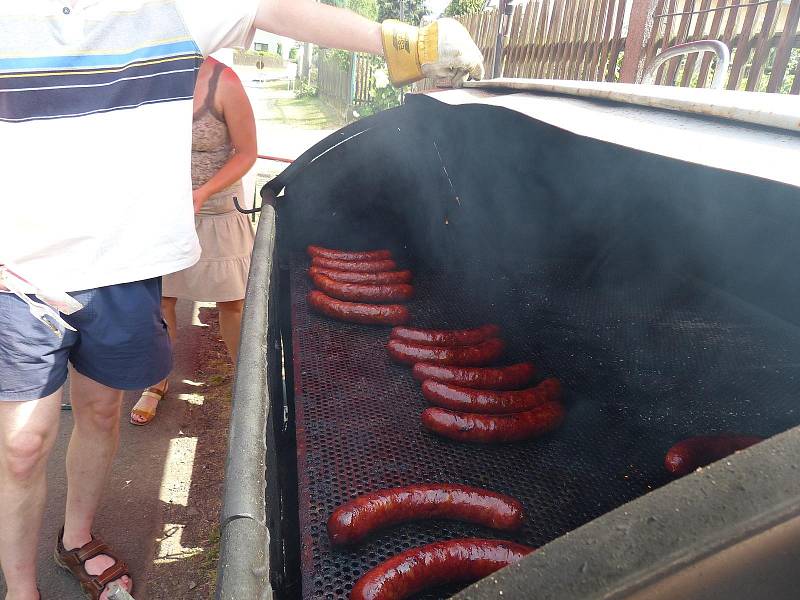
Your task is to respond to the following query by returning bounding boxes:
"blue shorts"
[0,278,172,401]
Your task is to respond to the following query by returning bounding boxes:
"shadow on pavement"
[0,300,233,600]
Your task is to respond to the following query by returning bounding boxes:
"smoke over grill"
[247,91,800,600]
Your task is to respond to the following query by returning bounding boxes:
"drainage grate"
[289,253,800,600]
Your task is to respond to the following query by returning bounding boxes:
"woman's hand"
[193,187,210,213]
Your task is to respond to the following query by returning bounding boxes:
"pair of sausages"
[387,325,505,366]
[418,369,565,442]
[329,483,531,600]
[665,434,763,476]
[307,246,412,325]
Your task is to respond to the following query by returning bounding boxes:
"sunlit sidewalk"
[0,300,235,600]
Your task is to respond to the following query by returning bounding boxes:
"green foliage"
[348,0,378,19]
[322,0,378,19]
[779,48,799,94]
[294,80,318,99]
[354,56,402,118]
[377,0,428,24]
[443,0,485,17]
[289,47,298,61]
[255,49,282,59]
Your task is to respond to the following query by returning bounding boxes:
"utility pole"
[493,0,515,79]
[301,0,321,83]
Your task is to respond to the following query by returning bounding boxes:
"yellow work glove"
[381,18,485,87]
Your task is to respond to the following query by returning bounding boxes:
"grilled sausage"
[308,290,409,326]
[422,401,565,443]
[665,434,764,476]
[390,324,500,346]
[328,484,524,546]
[412,362,537,390]
[350,538,534,600]
[311,256,397,272]
[311,273,414,304]
[387,338,504,366]
[308,266,413,284]
[307,245,392,261]
[421,377,561,414]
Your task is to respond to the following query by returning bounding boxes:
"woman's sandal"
[54,527,132,600]
[129,381,168,426]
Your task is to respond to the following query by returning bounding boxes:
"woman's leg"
[217,299,244,363]
[129,297,177,424]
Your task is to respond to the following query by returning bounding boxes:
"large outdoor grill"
[216,82,800,600]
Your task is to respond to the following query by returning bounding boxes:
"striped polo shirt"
[0,0,258,293]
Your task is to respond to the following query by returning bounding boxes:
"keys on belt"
[0,265,83,338]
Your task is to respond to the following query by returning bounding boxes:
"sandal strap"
[139,390,164,400]
[56,527,131,599]
[94,560,130,589]
[75,539,110,563]
[131,408,156,418]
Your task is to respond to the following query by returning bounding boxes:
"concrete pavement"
[237,68,340,208]
[0,300,232,600]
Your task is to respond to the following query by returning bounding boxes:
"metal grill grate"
[288,253,800,600]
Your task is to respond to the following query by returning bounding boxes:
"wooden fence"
[642,0,799,93]
[484,0,628,81]
[316,52,376,119]
[317,52,351,117]
[417,0,798,94]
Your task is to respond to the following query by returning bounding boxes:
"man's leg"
[62,368,131,597]
[0,389,62,600]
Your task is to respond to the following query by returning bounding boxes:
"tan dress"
[162,64,255,302]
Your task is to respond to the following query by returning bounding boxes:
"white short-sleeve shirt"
[0,0,259,293]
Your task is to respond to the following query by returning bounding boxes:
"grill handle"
[643,40,731,90]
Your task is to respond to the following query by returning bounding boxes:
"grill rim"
[217,92,800,600]
[451,423,800,600]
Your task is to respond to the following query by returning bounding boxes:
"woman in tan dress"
[131,57,257,425]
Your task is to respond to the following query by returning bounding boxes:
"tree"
[443,0,486,17]
[377,0,428,25]
[322,0,377,20]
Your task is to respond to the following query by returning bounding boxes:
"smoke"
[279,94,800,453]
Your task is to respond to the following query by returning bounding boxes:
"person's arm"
[193,68,257,213]
[254,0,484,86]
[255,0,382,55]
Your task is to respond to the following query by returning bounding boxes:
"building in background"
[252,30,296,60]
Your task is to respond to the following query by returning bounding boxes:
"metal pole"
[348,51,357,120]
[493,0,515,78]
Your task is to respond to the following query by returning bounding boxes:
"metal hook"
[643,40,731,90]
[234,196,262,215]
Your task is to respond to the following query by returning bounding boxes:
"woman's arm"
[193,67,258,213]
[255,0,382,55]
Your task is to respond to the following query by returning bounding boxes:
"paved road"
[236,67,339,207]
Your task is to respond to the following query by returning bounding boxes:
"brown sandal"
[129,381,168,426]
[54,527,133,600]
